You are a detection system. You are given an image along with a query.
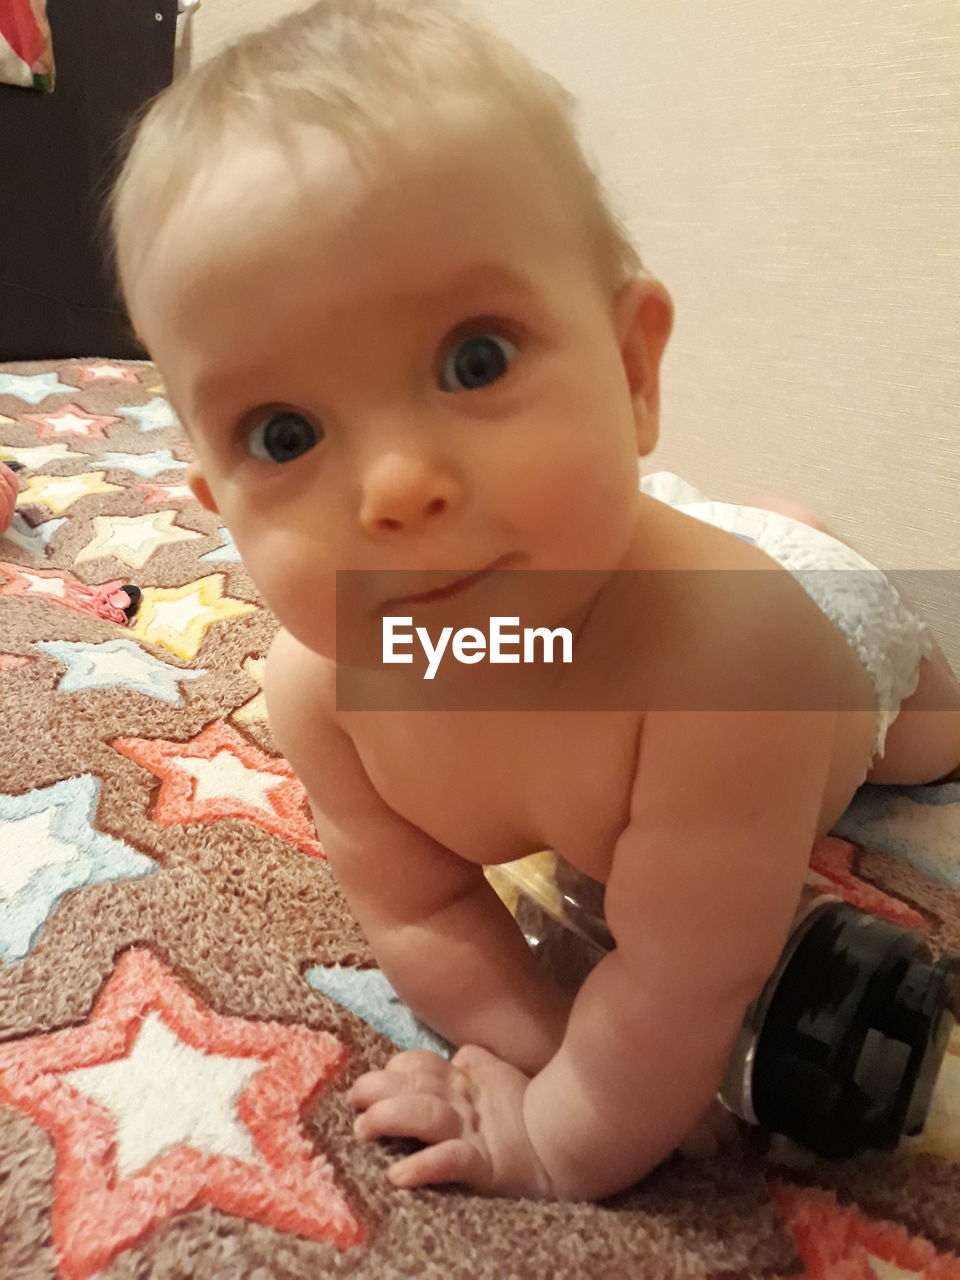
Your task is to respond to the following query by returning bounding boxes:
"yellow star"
[75,512,202,571]
[129,577,258,659]
[18,472,123,515]
[233,656,269,725]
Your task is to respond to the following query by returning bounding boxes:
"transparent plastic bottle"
[486,855,958,1157]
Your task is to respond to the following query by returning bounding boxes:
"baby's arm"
[264,630,571,1076]
[353,702,838,1199]
[0,464,17,534]
[520,704,836,1198]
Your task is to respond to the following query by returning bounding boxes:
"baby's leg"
[755,494,960,786]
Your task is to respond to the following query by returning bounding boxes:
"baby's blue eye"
[439,333,517,392]
[248,412,320,464]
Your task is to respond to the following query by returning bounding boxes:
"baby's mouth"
[379,553,522,611]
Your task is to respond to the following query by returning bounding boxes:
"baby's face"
[130,121,669,661]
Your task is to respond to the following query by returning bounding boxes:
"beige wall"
[175,1,959,665]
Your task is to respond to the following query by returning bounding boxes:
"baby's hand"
[350,1045,556,1198]
[0,464,18,534]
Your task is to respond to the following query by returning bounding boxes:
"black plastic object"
[120,585,142,621]
[750,901,958,1158]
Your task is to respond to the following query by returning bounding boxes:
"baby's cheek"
[534,460,636,567]
[240,536,338,652]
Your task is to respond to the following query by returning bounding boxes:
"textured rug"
[1,357,959,1280]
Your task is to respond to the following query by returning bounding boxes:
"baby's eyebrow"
[188,263,538,418]
[346,260,538,321]
[421,261,538,307]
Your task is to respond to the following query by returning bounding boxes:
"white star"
[65,1013,265,1178]
[152,595,207,632]
[75,512,200,570]
[118,397,180,432]
[44,410,104,436]
[181,751,283,809]
[80,363,133,381]
[0,443,82,469]
[0,372,77,404]
[0,810,78,901]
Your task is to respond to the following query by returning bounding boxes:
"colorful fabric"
[0,0,54,91]
[1,357,959,1277]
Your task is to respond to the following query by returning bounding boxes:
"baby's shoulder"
[263,627,337,735]
[625,503,847,707]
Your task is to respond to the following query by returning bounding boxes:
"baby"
[107,0,960,1200]
[0,463,17,534]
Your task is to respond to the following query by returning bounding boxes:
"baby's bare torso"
[336,501,878,882]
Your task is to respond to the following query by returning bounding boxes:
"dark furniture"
[0,0,177,360]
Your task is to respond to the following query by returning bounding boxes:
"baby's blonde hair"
[104,0,643,327]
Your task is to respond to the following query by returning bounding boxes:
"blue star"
[0,371,78,405]
[4,515,68,558]
[0,776,157,962]
[35,638,207,703]
[117,397,180,433]
[305,965,452,1057]
[833,780,960,889]
[199,527,242,563]
[99,450,188,479]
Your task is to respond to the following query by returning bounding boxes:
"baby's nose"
[358,450,462,534]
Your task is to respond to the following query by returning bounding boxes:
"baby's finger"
[350,1068,450,1110]
[450,1043,502,1072]
[354,1093,463,1146]
[387,1138,489,1191]
[384,1048,452,1076]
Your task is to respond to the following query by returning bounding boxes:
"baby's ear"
[614,278,673,457]
[186,461,219,514]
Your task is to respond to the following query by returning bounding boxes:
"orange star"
[0,949,363,1280]
[0,653,32,673]
[67,362,142,388]
[808,836,925,928]
[19,403,123,441]
[769,1180,960,1279]
[111,720,324,857]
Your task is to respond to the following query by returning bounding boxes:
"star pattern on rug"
[834,785,960,891]
[0,441,85,470]
[233,655,268,725]
[0,776,157,962]
[35,638,206,704]
[17,471,123,515]
[199,525,242,563]
[3,514,68,557]
[306,965,451,1058]
[808,836,926,928]
[116,396,181,433]
[99,449,187,479]
[0,653,32,673]
[768,1180,960,1279]
[111,720,324,857]
[0,370,79,404]
[19,403,123,441]
[135,480,195,506]
[74,511,202,571]
[68,362,142,388]
[127,576,257,659]
[0,948,363,1280]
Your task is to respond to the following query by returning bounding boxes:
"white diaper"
[640,471,935,759]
